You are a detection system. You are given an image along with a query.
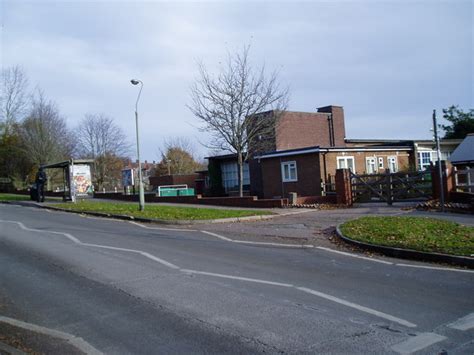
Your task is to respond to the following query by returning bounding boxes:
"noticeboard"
[72,164,93,196]
[122,168,134,187]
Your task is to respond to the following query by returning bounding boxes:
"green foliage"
[156,147,204,176]
[441,105,474,139]
[340,216,474,256]
[54,200,272,220]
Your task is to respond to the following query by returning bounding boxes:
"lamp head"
[130,79,140,85]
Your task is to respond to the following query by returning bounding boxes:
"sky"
[1,0,472,162]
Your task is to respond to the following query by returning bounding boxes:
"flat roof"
[255,145,412,159]
[41,159,94,169]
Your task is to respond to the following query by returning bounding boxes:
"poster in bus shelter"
[72,164,93,196]
[122,168,134,187]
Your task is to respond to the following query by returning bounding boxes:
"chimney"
[317,105,346,147]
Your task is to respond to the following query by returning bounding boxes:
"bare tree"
[156,137,205,176]
[0,66,29,135]
[76,113,131,190]
[19,89,74,166]
[189,45,288,196]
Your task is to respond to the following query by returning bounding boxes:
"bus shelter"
[41,159,94,202]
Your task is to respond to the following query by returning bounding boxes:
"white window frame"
[336,156,355,172]
[418,151,433,171]
[388,156,398,173]
[366,157,376,174]
[281,161,298,182]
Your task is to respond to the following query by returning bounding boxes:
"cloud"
[1,0,471,160]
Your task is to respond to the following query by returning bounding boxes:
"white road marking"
[180,269,294,287]
[316,246,393,264]
[200,230,233,241]
[297,287,416,328]
[0,220,428,329]
[81,242,181,270]
[129,221,198,232]
[0,220,180,270]
[447,312,474,331]
[233,240,314,248]
[0,315,103,355]
[201,230,314,248]
[277,210,314,216]
[396,263,474,274]
[391,332,447,354]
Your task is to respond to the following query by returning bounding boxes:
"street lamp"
[131,79,145,211]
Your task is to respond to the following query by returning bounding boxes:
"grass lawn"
[53,200,273,220]
[340,216,474,256]
[0,193,31,201]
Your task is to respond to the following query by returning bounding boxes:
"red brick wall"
[335,169,352,205]
[259,152,322,199]
[320,151,411,181]
[94,193,287,208]
[295,195,337,204]
[276,112,334,150]
[316,105,346,146]
[274,107,346,150]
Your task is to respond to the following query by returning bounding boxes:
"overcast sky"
[1,0,472,161]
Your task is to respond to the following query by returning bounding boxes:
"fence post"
[385,169,393,205]
[432,161,453,204]
[335,169,353,206]
[467,167,472,193]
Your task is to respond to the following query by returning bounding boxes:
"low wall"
[295,195,337,205]
[94,192,288,208]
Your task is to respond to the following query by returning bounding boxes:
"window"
[221,161,250,192]
[366,157,376,174]
[281,161,297,182]
[336,156,355,171]
[417,151,432,171]
[388,156,398,173]
[378,157,384,169]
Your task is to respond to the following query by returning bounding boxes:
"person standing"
[35,167,47,202]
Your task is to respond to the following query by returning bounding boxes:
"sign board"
[72,164,93,197]
[122,168,134,187]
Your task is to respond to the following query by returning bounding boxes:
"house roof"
[449,134,474,164]
[254,144,412,159]
[205,153,239,160]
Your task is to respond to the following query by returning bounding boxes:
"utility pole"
[131,79,145,211]
[432,109,445,212]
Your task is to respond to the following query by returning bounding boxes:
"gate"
[351,170,432,205]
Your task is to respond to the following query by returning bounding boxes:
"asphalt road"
[0,204,473,354]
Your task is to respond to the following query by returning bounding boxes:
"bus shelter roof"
[41,159,94,169]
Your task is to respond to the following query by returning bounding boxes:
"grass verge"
[340,216,474,257]
[0,193,31,201]
[53,200,273,220]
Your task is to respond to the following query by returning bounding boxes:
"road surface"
[0,204,473,354]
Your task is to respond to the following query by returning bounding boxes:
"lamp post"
[131,79,145,211]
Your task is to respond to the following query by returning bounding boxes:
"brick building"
[255,145,411,199]
[206,105,461,199]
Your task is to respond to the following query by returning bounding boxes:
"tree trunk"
[238,151,243,197]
